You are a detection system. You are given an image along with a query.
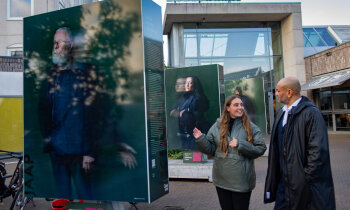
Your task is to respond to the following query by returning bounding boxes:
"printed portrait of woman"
[170,76,210,150]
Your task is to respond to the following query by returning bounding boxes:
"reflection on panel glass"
[10,0,31,18]
[335,114,350,131]
[319,91,332,110]
[333,90,350,110]
[322,113,333,130]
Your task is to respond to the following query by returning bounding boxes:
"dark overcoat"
[264,96,335,210]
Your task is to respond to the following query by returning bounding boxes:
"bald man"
[264,77,335,210]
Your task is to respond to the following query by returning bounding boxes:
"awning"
[301,68,350,90]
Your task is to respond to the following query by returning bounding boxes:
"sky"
[152,0,349,64]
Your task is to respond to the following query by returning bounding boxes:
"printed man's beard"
[52,50,69,66]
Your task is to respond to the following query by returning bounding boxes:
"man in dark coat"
[41,27,137,199]
[40,27,98,199]
[264,77,335,210]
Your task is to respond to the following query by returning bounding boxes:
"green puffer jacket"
[196,118,266,192]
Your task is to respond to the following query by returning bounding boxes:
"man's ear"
[287,88,293,97]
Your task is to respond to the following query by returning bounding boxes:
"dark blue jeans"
[50,153,93,199]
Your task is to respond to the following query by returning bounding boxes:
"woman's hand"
[193,127,202,139]
[229,137,238,148]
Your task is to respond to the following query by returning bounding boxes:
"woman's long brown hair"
[219,96,253,156]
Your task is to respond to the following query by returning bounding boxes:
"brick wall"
[0,56,23,72]
[304,42,350,77]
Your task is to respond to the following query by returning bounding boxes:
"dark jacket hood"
[290,96,315,115]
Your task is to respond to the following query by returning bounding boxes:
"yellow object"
[0,98,23,152]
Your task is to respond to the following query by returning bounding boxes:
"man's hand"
[82,156,95,172]
[179,110,185,117]
[229,137,238,148]
[119,143,137,169]
[120,152,137,169]
[193,127,202,139]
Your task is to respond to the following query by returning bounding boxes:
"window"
[183,28,274,77]
[7,44,23,57]
[7,0,33,20]
[314,28,336,46]
[303,27,336,47]
[333,90,350,110]
[335,114,350,131]
[303,28,326,47]
[184,34,197,57]
[322,113,333,131]
[57,0,100,9]
[319,91,332,110]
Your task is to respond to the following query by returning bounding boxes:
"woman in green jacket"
[193,96,266,210]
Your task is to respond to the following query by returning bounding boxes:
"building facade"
[163,1,305,131]
[303,42,350,132]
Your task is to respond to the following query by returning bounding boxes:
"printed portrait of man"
[39,27,137,199]
[24,0,168,202]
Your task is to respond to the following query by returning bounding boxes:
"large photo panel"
[165,64,222,150]
[224,77,267,134]
[23,0,152,202]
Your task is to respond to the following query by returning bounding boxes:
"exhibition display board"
[165,64,223,150]
[23,0,168,203]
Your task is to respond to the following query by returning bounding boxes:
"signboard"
[183,151,207,163]
[23,0,167,203]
